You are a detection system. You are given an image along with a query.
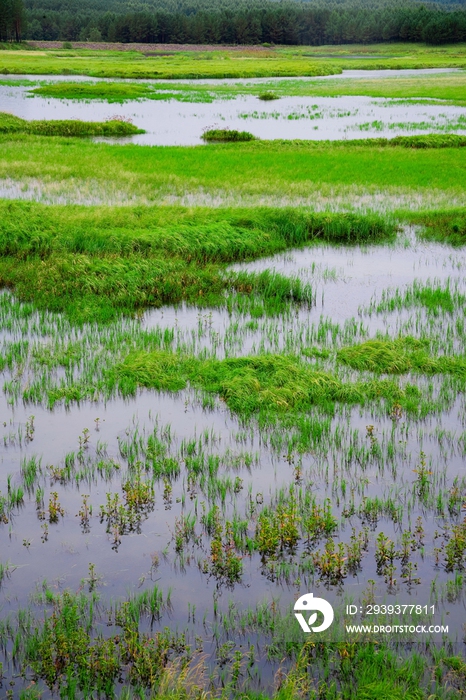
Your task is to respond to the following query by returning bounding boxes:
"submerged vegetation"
[2,43,466,700]
[25,71,466,106]
[0,111,143,136]
[2,585,466,698]
[0,134,465,209]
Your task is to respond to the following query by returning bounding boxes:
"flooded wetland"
[1,42,466,699]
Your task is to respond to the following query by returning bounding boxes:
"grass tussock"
[337,338,466,378]
[113,350,421,416]
[0,111,143,137]
[0,202,394,322]
[202,129,257,142]
[406,209,466,245]
[258,91,280,101]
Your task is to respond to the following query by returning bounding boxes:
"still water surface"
[0,68,464,144]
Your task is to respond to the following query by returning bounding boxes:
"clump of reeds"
[0,112,144,137]
[337,337,466,377]
[202,129,257,142]
[258,91,280,101]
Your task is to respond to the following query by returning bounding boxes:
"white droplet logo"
[294,593,334,633]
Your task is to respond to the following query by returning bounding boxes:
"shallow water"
[1,63,466,685]
[1,68,465,145]
[1,230,466,692]
[4,66,462,84]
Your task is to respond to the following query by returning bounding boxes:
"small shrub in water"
[202,129,257,142]
[258,91,280,101]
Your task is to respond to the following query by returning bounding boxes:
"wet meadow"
[0,42,466,700]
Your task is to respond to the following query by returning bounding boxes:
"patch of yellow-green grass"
[0,112,143,137]
[337,338,466,378]
[1,42,466,80]
[0,136,464,211]
[113,350,421,416]
[0,48,339,79]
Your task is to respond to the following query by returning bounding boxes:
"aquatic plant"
[0,112,144,137]
[0,202,393,322]
[202,128,257,142]
[115,350,421,417]
[258,91,280,101]
[337,337,466,378]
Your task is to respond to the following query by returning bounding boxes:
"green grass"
[0,137,465,210]
[4,586,464,699]
[337,338,466,378]
[1,45,466,700]
[202,129,257,142]
[1,43,466,81]
[407,209,466,244]
[31,81,157,102]
[0,48,339,79]
[266,72,466,106]
[0,202,392,323]
[367,280,465,316]
[30,81,188,103]
[258,92,280,101]
[0,111,143,137]
[25,71,466,106]
[357,135,466,149]
[113,350,421,417]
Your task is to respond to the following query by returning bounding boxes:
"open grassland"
[28,71,466,106]
[0,48,339,80]
[0,42,466,79]
[286,72,466,106]
[0,136,465,209]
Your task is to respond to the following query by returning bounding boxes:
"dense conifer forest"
[1,0,466,49]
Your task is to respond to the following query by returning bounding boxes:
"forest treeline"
[0,0,25,41]
[1,0,466,45]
